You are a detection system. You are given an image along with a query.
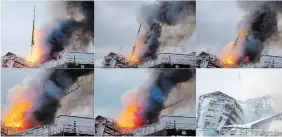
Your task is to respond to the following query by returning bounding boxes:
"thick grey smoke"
[134,1,196,61]
[38,1,94,63]
[57,74,94,117]
[229,1,282,64]
[34,69,93,125]
[161,78,196,116]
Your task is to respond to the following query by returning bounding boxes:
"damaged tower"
[102,25,196,68]
[95,114,197,136]
[102,1,196,68]
[2,115,95,136]
[196,52,282,68]
[197,91,282,136]
[1,5,94,69]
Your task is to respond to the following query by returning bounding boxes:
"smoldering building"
[197,91,282,136]
[2,115,94,136]
[1,70,94,136]
[197,1,282,68]
[95,69,196,136]
[102,1,196,69]
[1,52,94,68]
[197,52,282,68]
[95,115,196,136]
[102,52,196,68]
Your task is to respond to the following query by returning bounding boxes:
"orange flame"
[3,101,31,128]
[220,42,238,68]
[2,99,40,134]
[127,39,145,65]
[26,30,45,66]
[128,55,140,65]
[117,101,143,132]
[220,28,251,68]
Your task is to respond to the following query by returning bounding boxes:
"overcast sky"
[1,69,40,108]
[2,1,50,57]
[94,1,196,67]
[196,0,243,55]
[1,1,94,58]
[197,69,282,102]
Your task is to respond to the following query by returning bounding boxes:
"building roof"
[223,112,282,129]
[199,91,244,114]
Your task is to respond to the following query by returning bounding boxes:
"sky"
[196,0,243,55]
[94,1,196,67]
[1,69,40,107]
[94,68,150,118]
[197,69,282,103]
[1,1,94,58]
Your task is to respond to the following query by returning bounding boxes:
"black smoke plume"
[33,69,94,124]
[2,69,93,134]
[40,1,94,63]
[131,69,195,126]
[233,1,282,63]
[135,1,195,62]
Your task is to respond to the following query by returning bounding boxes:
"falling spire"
[30,5,36,55]
[238,71,241,84]
[131,24,142,57]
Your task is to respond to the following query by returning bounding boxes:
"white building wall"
[55,115,94,127]
[62,52,94,63]
[260,55,282,68]
[138,53,195,68]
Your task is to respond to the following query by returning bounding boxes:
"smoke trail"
[57,74,94,117]
[39,1,94,63]
[161,79,196,116]
[141,69,195,124]
[134,1,195,61]
[118,69,195,130]
[33,69,93,124]
[2,69,93,133]
[229,1,282,64]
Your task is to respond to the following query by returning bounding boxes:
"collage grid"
[1,0,282,137]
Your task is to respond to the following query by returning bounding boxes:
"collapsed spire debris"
[130,1,196,64]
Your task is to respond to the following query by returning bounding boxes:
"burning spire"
[131,24,141,57]
[238,71,241,84]
[129,24,142,65]
[129,1,196,64]
[26,1,94,65]
[220,1,282,67]
[30,5,36,55]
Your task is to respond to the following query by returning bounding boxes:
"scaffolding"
[35,52,94,68]
[125,118,197,136]
[219,128,282,136]
[14,123,94,136]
